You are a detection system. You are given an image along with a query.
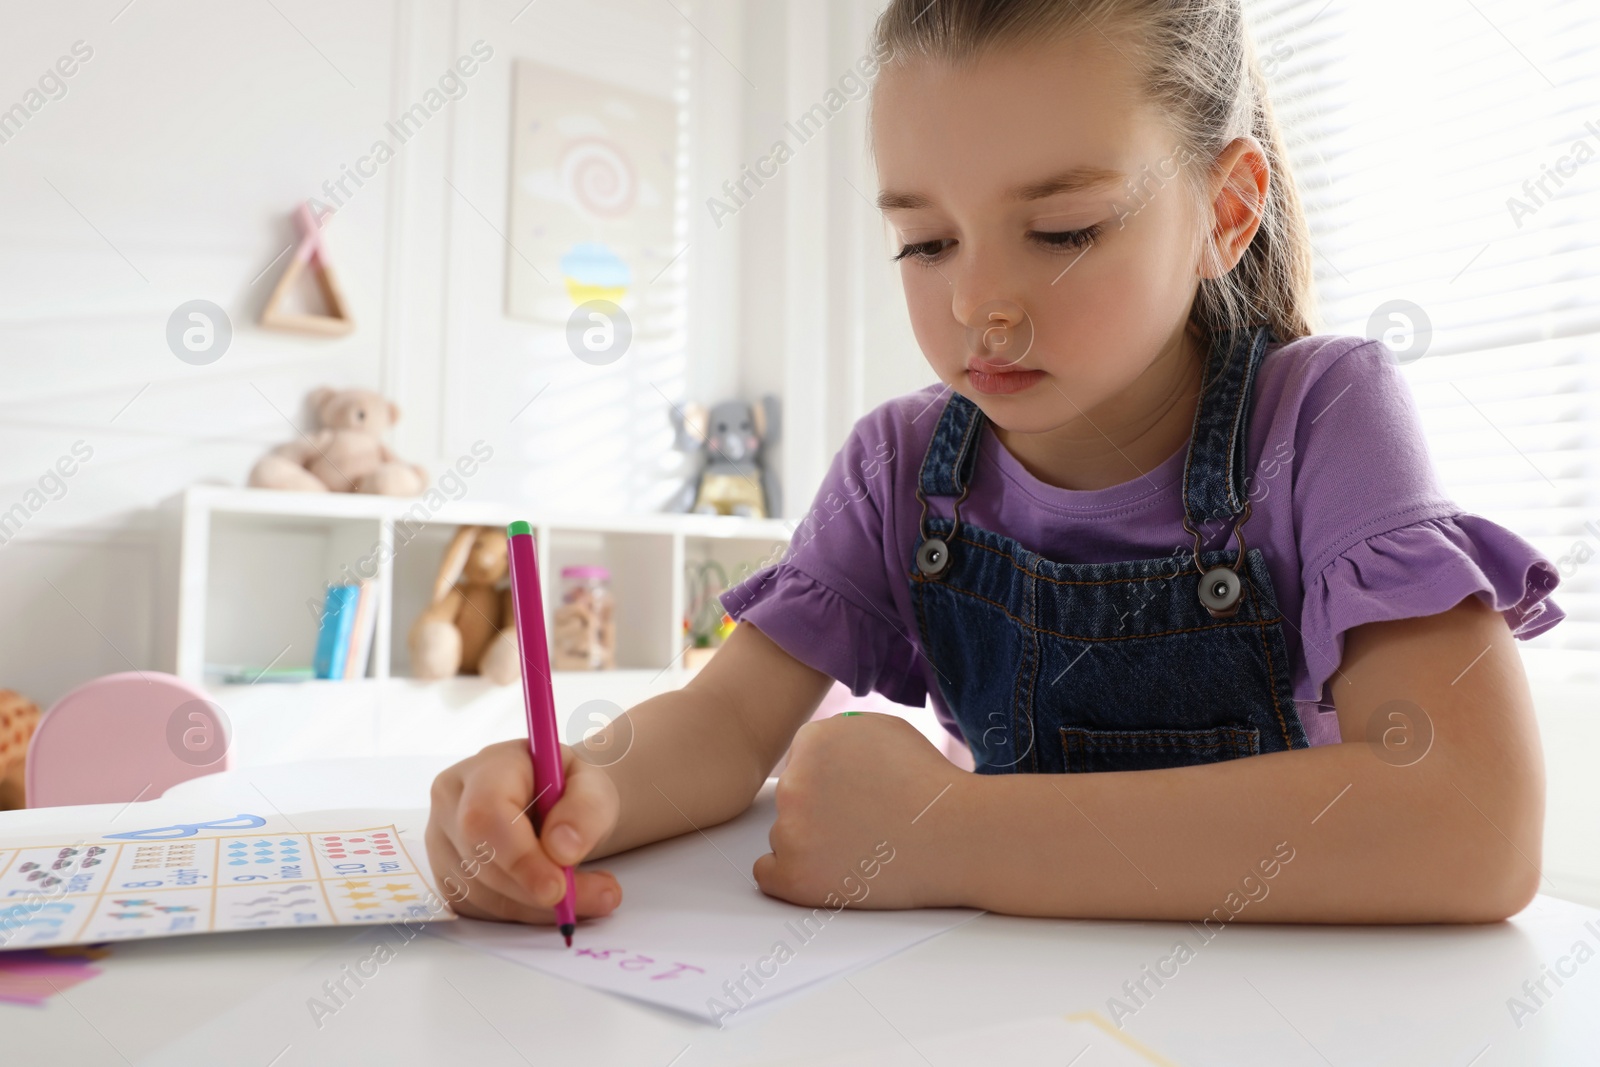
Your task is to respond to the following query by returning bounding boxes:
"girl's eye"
[892,225,1104,267]
[891,238,952,265]
[1029,224,1102,252]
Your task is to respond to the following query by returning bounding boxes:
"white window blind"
[1246,0,1600,676]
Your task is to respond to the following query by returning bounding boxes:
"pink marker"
[506,521,577,946]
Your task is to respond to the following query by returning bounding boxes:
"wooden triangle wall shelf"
[260,201,354,336]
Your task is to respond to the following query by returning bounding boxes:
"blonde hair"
[868,0,1318,344]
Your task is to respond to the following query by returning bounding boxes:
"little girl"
[429,0,1565,926]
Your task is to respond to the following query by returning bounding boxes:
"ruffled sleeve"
[719,562,929,709]
[1298,513,1564,703]
[714,397,929,710]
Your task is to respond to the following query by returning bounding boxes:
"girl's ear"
[1200,136,1270,280]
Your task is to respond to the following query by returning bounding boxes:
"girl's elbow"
[1434,731,1545,922]
[1473,849,1543,922]
[1443,822,1543,923]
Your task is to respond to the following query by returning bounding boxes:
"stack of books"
[313,579,379,681]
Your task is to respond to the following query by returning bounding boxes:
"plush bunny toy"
[407,525,521,685]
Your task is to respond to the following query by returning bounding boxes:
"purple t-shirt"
[720,334,1565,748]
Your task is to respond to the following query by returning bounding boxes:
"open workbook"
[0,809,453,948]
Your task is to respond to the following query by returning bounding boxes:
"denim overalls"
[909,324,1310,775]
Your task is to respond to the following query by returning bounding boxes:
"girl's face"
[872,34,1215,436]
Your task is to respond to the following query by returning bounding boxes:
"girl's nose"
[947,247,1031,337]
[959,298,1035,369]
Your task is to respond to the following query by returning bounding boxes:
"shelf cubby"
[157,486,792,762]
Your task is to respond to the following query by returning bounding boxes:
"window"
[1248,0,1600,675]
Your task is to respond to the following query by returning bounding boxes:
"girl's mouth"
[966,357,1045,395]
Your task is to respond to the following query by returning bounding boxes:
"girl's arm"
[581,621,835,859]
[426,621,832,922]
[753,593,1544,924]
[948,593,1544,923]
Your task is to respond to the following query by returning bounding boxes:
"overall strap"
[916,387,986,497]
[1181,324,1275,527]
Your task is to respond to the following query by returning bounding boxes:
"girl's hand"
[753,712,968,910]
[426,739,624,923]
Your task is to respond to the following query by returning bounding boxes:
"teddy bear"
[0,689,41,810]
[407,525,521,685]
[248,386,428,496]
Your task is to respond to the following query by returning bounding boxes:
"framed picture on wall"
[503,61,679,326]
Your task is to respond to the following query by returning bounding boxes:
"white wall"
[734,0,932,466]
[0,0,930,709]
[0,0,753,706]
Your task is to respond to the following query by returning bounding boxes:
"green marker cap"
[840,711,862,717]
[507,520,533,537]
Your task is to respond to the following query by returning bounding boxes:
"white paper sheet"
[438,785,982,1027]
[0,808,454,950]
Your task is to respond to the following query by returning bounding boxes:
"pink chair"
[26,671,232,808]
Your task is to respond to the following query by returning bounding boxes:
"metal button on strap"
[914,477,967,580]
[915,537,951,577]
[1198,565,1243,618]
[1184,499,1253,619]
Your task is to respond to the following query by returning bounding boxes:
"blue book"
[313,584,361,680]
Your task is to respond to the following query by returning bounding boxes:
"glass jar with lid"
[552,565,615,670]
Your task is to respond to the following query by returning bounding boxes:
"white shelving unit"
[156,486,792,766]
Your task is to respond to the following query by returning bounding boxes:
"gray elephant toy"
[667,395,782,519]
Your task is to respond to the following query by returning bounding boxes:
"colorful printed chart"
[0,812,454,951]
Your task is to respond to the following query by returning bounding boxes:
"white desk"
[2,757,1596,1065]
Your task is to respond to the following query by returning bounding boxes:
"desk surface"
[2,758,1595,1066]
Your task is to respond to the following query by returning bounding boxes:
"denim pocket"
[1059,722,1261,774]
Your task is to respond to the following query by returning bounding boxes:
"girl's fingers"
[540,759,621,867]
[466,867,621,924]
[432,740,621,912]
[428,799,623,922]
[430,750,547,907]
[449,742,567,905]
[427,817,541,917]
[445,877,550,924]
[571,868,623,917]
[428,817,548,912]
[752,851,779,897]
